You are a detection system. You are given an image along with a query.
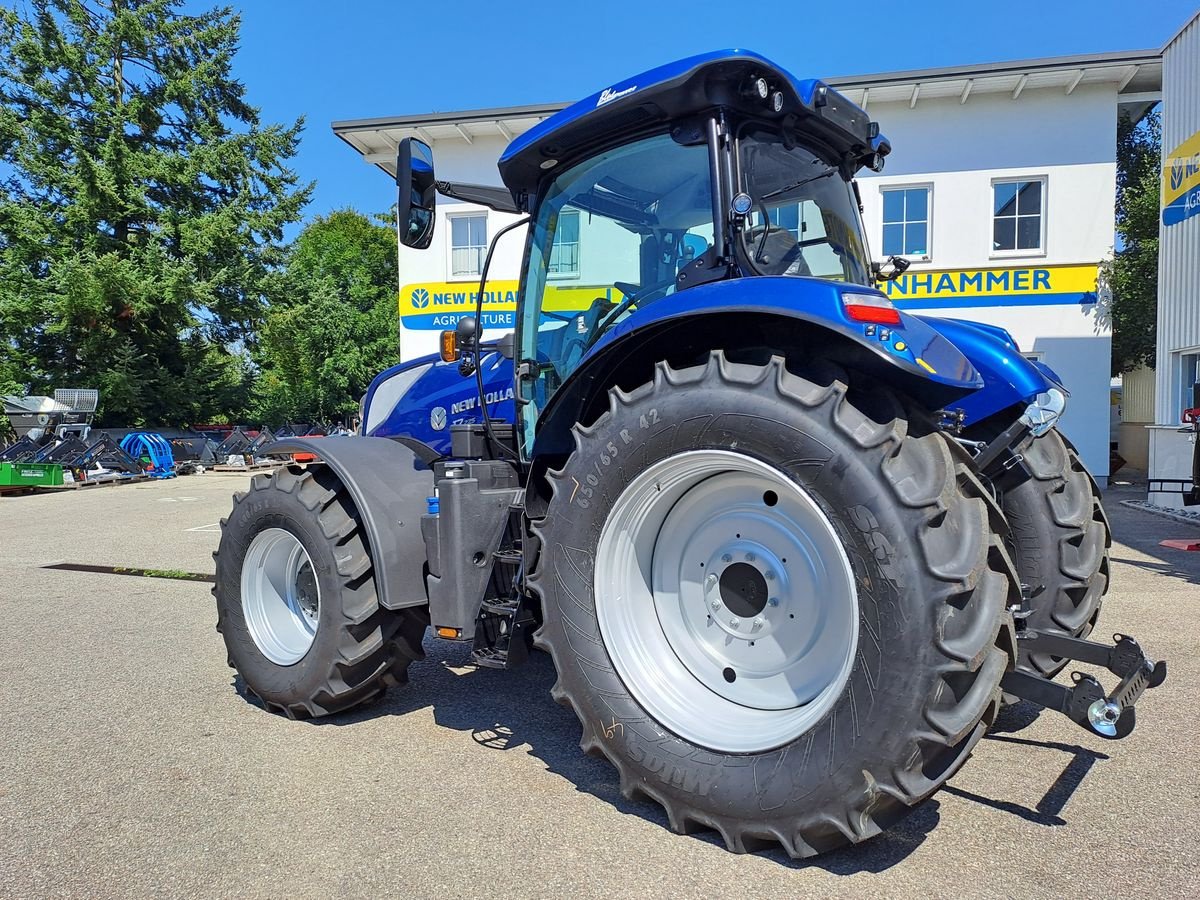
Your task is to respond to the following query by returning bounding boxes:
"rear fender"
[531,276,982,459]
[264,438,433,610]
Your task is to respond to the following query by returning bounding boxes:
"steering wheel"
[582,277,675,353]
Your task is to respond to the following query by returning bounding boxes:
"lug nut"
[705,573,717,589]
[710,598,721,610]
[729,617,740,628]
[768,597,780,607]
[766,570,776,581]
[752,617,764,629]
[721,553,733,563]
[745,552,756,562]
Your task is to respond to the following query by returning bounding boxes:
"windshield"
[736,126,871,285]
[518,132,714,451]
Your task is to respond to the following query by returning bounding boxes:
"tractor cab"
[394,50,905,456]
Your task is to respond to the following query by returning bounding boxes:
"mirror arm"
[435,181,520,214]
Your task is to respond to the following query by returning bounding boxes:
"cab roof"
[497,49,889,208]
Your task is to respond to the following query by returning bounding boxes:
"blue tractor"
[214,51,1163,857]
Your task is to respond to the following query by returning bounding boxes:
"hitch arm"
[1000,632,1167,740]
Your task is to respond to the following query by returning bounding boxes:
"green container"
[0,461,65,487]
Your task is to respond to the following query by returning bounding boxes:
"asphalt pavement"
[0,472,1197,899]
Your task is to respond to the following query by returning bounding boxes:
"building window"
[450,213,488,277]
[1179,351,1200,415]
[881,186,930,258]
[548,210,580,276]
[993,178,1045,253]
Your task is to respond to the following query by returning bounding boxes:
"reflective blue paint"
[363,351,514,457]
[578,277,983,391]
[919,316,1064,423]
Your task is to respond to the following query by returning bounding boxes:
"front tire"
[214,465,427,718]
[530,353,1017,857]
[1001,428,1111,676]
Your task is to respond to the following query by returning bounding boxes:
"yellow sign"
[399,280,615,330]
[882,263,1099,309]
[1163,128,1200,227]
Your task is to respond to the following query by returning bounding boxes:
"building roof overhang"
[333,49,1163,181]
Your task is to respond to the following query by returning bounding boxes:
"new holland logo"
[429,406,447,431]
[411,287,430,309]
[1172,157,1185,191]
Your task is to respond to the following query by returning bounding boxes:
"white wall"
[1149,12,1200,505]
[858,86,1116,478]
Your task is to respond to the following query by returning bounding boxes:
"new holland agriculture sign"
[399,281,609,330]
[399,264,1098,328]
[1163,127,1200,227]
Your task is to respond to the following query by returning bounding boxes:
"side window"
[881,186,930,258]
[449,212,488,277]
[992,178,1045,254]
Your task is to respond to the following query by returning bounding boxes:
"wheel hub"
[718,562,768,618]
[240,527,321,666]
[595,450,859,754]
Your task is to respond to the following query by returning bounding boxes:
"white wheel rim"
[241,528,321,666]
[595,450,859,753]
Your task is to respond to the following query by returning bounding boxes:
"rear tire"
[1001,428,1111,677]
[530,353,1017,857]
[214,465,427,718]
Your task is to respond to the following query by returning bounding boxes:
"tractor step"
[1001,631,1167,739]
[471,592,536,670]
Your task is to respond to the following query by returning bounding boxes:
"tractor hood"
[498,50,889,208]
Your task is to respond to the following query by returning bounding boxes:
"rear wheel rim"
[241,528,321,666]
[595,450,858,754]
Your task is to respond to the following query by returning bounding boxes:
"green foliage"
[0,0,310,425]
[251,210,399,423]
[1108,110,1161,375]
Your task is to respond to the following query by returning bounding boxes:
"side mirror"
[396,138,436,249]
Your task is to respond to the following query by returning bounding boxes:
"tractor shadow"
[236,639,939,872]
[943,700,1110,827]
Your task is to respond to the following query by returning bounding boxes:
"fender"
[532,276,982,457]
[264,437,433,610]
[920,317,1066,426]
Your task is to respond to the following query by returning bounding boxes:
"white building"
[1148,11,1200,508]
[334,50,1166,484]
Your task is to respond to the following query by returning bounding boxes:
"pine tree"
[0,0,310,424]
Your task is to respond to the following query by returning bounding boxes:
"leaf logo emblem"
[411,288,430,309]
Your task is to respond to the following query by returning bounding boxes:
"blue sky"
[214,0,1196,225]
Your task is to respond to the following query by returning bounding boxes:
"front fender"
[920,317,1066,425]
[264,437,433,610]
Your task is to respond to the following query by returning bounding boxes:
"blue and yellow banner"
[399,280,611,330]
[882,263,1098,309]
[1163,128,1200,227]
